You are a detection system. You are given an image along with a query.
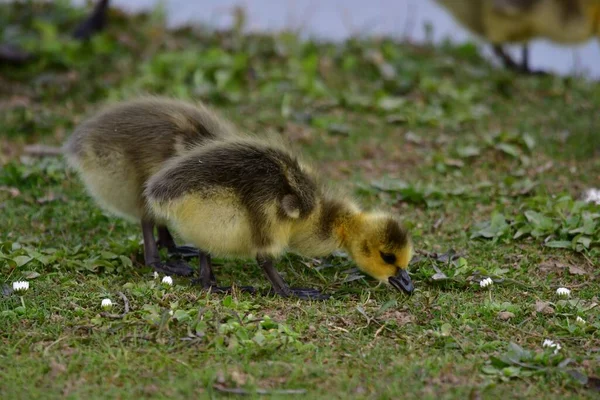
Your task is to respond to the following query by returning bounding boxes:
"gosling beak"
[388,269,414,294]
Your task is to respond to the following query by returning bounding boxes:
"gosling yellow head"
[336,211,414,294]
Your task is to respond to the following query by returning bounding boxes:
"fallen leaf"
[381,310,414,326]
[48,359,66,379]
[431,272,448,281]
[538,260,568,274]
[0,186,20,197]
[37,193,57,204]
[445,158,465,168]
[2,284,12,296]
[568,265,588,276]
[142,384,160,395]
[535,301,554,315]
[23,271,41,279]
[587,376,600,392]
[354,386,367,395]
[230,370,249,386]
[404,131,423,144]
[497,311,515,320]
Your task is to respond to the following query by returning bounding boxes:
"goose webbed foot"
[272,287,331,300]
[257,255,330,300]
[157,226,200,259]
[142,219,194,277]
[202,285,258,295]
[167,245,200,259]
[150,260,194,277]
[191,253,259,294]
[493,44,550,76]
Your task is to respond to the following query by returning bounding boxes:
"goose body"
[435,0,600,73]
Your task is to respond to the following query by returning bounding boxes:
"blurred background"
[70,0,600,78]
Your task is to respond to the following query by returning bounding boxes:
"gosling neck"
[320,198,363,251]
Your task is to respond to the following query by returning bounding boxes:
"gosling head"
[345,213,414,294]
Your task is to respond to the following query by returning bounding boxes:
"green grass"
[1,2,600,398]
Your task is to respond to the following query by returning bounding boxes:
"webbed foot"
[256,255,330,300]
[150,260,194,277]
[201,285,258,295]
[167,245,200,259]
[270,287,330,300]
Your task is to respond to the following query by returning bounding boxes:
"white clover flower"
[168,310,174,316]
[12,281,29,293]
[162,276,173,286]
[556,287,571,297]
[542,339,561,354]
[153,271,159,280]
[479,277,493,288]
[554,343,562,352]
[583,188,600,205]
[576,316,586,325]
[101,298,113,309]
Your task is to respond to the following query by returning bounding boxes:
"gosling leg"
[521,45,530,72]
[493,44,547,75]
[157,226,200,259]
[73,0,110,40]
[141,219,194,276]
[493,44,521,72]
[194,253,257,294]
[257,256,330,300]
[199,253,217,288]
[520,45,549,76]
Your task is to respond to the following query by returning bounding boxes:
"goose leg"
[194,253,257,294]
[257,256,330,300]
[493,44,522,72]
[157,226,200,259]
[493,44,548,75]
[521,45,530,72]
[520,45,549,76]
[199,253,218,288]
[141,220,194,276]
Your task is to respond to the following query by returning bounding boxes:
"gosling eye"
[380,251,396,265]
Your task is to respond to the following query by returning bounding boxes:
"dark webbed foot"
[150,260,194,277]
[526,69,550,76]
[493,44,550,76]
[168,245,200,259]
[157,226,201,259]
[278,288,330,300]
[142,220,194,277]
[257,255,330,300]
[202,285,258,295]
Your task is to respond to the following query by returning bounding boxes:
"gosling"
[63,97,239,277]
[65,97,414,299]
[435,0,600,74]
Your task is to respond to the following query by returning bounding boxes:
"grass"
[1,1,600,398]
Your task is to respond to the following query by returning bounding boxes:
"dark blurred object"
[435,0,600,75]
[73,0,111,40]
[0,0,111,64]
[0,43,34,65]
